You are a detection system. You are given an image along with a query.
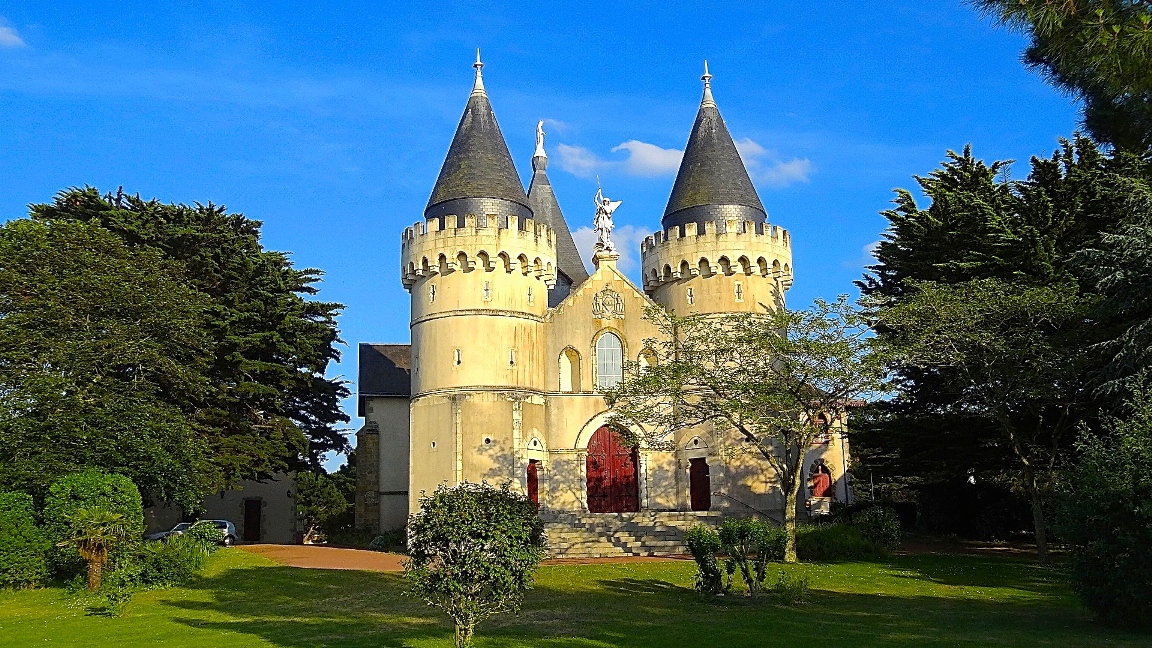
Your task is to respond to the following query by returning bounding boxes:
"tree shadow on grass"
[886,553,1070,596]
[157,559,1149,648]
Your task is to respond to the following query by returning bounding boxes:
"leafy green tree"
[0,220,213,506]
[1081,179,1152,394]
[605,299,886,563]
[874,278,1092,562]
[855,140,1143,539]
[295,471,348,544]
[57,507,133,591]
[31,187,349,484]
[0,492,49,588]
[1055,378,1152,628]
[974,0,1152,153]
[404,482,546,648]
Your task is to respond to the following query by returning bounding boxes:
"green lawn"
[0,548,1148,647]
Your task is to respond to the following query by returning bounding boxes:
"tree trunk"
[454,621,475,648]
[1026,466,1050,564]
[87,558,103,592]
[783,472,801,563]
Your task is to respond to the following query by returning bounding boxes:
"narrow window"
[454,349,461,366]
[483,281,491,301]
[596,333,624,389]
[686,287,694,305]
[734,282,743,302]
[429,284,437,303]
[527,286,534,305]
[559,348,580,392]
[509,348,516,367]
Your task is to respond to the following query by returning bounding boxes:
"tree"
[1055,377,1152,628]
[0,219,213,507]
[295,472,348,544]
[855,140,1143,540]
[404,482,546,648]
[974,0,1152,153]
[56,507,133,591]
[30,187,350,485]
[604,298,887,563]
[874,278,1092,562]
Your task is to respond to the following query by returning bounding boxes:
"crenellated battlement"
[401,214,558,290]
[640,219,793,291]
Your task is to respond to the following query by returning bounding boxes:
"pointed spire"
[425,53,532,223]
[701,60,715,108]
[471,48,485,96]
[528,122,589,302]
[662,64,767,230]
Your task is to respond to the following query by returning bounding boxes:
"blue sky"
[0,3,1080,468]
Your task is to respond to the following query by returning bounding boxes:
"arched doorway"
[689,458,711,511]
[586,426,639,513]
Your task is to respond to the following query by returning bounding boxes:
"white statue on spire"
[535,120,546,158]
[593,182,622,255]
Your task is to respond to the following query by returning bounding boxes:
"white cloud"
[0,23,26,49]
[734,137,812,188]
[610,141,683,177]
[844,240,881,269]
[554,140,683,179]
[554,143,602,179]
[571,224,650,278]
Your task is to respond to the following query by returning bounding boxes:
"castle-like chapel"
[355,57,851,555]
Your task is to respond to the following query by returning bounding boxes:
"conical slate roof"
[662,65,767,230]
[528,149,589,306]
[425,56,533,223]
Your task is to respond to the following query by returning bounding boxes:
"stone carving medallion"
[592,286,625,320]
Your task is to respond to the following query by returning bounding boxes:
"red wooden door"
[586,426,640,513]
[526,460,539,506]
[689,458,711,511]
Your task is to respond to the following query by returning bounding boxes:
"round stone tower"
[401,54,555,511]
[642,63,794,313]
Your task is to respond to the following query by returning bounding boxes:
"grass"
[0,549,1148,647]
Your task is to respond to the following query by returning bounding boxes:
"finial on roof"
[472,48,486,95]
[701,59,715,107]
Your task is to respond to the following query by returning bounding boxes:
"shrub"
[684,524,724,594]
[367,529,406,552]
[43,469,143,576]
[1055,387,1152,630]
[184,522,224,553]
[769,570,810,605]
[0,491,49,588]
[796,523,878,562]
[852,506,901,551]
[404,482,546,648]
[296,472,349,544]
[717,517,781,596]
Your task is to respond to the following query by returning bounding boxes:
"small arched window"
[559,348,580,392]
[596,332,624,389]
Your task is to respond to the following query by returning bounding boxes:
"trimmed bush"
[0,491,49,588]
[852,506,901,551]
[43,469,144,577]
[685,524,724,594]
[718,517,782,596]
[796,524,878,561]
[368,529,406,552]
[184,522,224,552]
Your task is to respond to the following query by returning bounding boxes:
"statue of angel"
[593,185,622,254]
[535,120,546,157]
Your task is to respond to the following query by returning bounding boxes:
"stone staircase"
[542,510,723,558]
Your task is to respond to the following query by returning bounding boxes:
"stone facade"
[355,62,852,555]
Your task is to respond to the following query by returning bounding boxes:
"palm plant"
[56,507,133,591]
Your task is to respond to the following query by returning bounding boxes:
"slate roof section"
[527,153,590,297]
[662,79,767,230]
[424,69,532,223]
[358,343,411,416]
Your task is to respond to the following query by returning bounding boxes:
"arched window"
[559,348,580,392]
[595,332,623,389]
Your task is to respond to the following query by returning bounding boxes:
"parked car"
[144,520,237,546]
